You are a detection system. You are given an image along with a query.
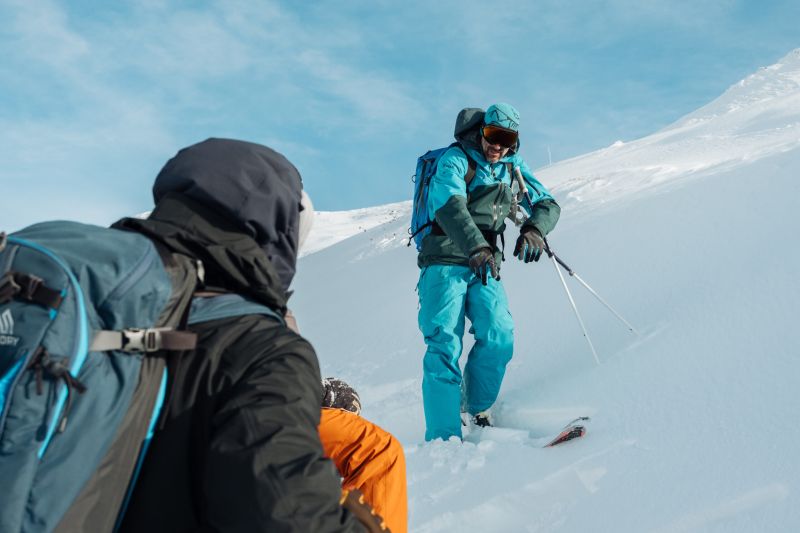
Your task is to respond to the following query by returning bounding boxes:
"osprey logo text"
[0,309,13,334]
[0,309,19,346]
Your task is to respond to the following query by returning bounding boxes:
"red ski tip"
[544,425,586,447]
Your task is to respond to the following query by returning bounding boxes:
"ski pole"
[548,243,601,365]
[513,167,638,336]
[542,239,638,335]
[513,168,600,365]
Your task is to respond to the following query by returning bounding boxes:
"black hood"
[152,138,303,291]
[114,195,289,313]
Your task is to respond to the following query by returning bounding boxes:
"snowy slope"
[292,49,800,532]
[299,201,410,257]
[536,48,800,213]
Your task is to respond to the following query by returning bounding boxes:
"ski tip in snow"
[543,417,590,448]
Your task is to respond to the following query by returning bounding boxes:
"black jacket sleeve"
[204,325,364,532]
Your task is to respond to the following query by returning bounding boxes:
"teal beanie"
[484,103,520,132]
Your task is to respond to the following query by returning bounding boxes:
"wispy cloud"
[4,0,90,67]
[0,0,430,228]
[296,49,425,126]
[77,1,424,129]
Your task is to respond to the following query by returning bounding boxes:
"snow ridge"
[534,48,800,216]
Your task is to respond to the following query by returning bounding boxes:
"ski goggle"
[481,125,518,148]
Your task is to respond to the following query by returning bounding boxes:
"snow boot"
[473,411,492,428]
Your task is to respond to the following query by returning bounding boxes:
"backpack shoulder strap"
[451,143,478,186]
[187,293,284,326]
[465,155,477,186]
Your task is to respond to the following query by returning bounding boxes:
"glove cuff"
[521,225,543,238]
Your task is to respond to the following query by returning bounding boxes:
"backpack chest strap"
[90,328,197,353]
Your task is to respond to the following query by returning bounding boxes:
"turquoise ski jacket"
[418,131,561,268]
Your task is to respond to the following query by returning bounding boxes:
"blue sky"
[1,0,798,231]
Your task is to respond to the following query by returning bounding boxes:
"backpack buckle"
[0,232,7,252]
[121,328,163,353]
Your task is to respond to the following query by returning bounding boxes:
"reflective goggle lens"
[481,125,518,148]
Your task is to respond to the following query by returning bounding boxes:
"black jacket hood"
[114,194,289,313]
[151,138,304,291]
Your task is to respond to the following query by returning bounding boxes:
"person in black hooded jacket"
[115,138,375,532]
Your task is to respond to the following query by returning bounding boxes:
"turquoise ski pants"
[417,265,514,441]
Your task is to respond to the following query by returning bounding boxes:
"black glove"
[468,247,500,285]
[322,377,362,415]
[513,227,545,263]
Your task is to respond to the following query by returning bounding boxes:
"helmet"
[484,103,520,132]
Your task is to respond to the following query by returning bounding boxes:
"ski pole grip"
[513,167,527,193]
[516,168,573,272]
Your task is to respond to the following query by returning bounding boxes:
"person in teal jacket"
[417,103,561,441]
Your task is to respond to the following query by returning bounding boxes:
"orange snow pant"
[319,408,408,533]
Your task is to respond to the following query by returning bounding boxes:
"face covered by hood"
[152,138,304,291]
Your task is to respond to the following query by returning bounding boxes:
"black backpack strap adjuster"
[0,272,20,304]
[27,346,88,432]
[0,271,63,309]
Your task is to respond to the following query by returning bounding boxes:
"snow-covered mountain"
[299,201,409,257]
[537,48,800,212]
[293,49,800,532]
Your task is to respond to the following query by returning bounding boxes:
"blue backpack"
[408,143,477,251]
[0,221,198,533]
[409,107,492,252]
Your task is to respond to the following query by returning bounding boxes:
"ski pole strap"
[552,253,573,274]
[90,328,197,353]
[0,271,64,309]
[542,237,574,274]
